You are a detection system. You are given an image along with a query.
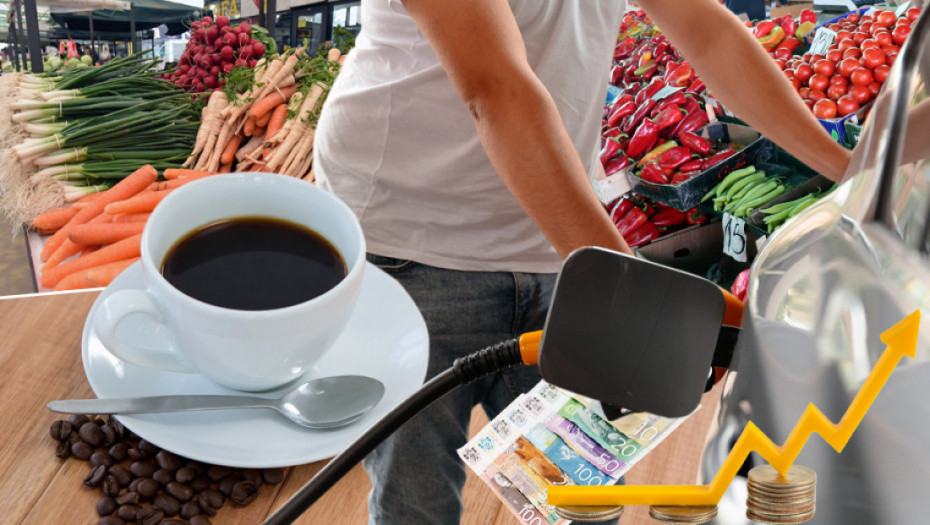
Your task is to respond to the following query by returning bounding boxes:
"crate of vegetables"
[625,123,764,211]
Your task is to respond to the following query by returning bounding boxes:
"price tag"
[650,85,684,102]
[722,212,748,262]
[809,27,837,56]
[895,2,911,18]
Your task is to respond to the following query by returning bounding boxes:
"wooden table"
[0,290,722,524]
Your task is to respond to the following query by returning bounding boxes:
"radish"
[220,45,235,62]
[252,41,266,56]
[238,21,251,34]
[204,76,217,89]
[202,16,213,27]
[214,36,224,49]
[210,65,221,78]
[222,62,234,74]
[238,46,254,60]
[235,58,247,67]
[248,58,258,67]
[222,33,236,46]
[206,26,219,42]
[216,15,230,28]
[238,32,249,46]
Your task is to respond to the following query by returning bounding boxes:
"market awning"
[48,0,204,37]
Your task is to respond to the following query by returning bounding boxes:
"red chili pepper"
[650,207,686,228]
[670,170,700,185]
[606,96,636,127]
[681,95,701,116]
[604,154,632,176]
[678,131,712,156]
[800,9,817,25]
[623,98,658,134]
[658,146,693,170]
[610,65,624,85]
[665,62,693,88]
[599,137,623,165]
[602,126,625,141]
[685,206,708,225]
[654,104,685,130]
[673,108,709,136]
[700,146,736,171]
[651,91,688,118]
[610,197,634,226]
[685,78,706,95]
[663,62,681,83]
[616,207,648,236]
[626,118,661,160]
[640,162,670,185]
[753,20,776,39]
[679,159,704,172]
[635,78,667,106]
[638,199,657,217]
[625,221,661,247]
[779,18,798,40]
[614,36,638,59]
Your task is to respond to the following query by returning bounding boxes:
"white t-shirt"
[315,0,625,273]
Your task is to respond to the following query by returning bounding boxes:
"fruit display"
[605,193,707,248]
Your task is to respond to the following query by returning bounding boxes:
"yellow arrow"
[547,310,920,507]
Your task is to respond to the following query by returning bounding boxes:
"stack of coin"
[554,505,624,521]
[649,504,718,523]
[746,464,816,524]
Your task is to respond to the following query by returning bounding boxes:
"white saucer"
[82,262,429,468]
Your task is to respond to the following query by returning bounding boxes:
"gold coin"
[554,505,625,521]
[747,489,815,503]
[748,465,816,488]
[746,508,815,524]
[747,484,816,497]
[649,505,718,523]
[746,498,816,514]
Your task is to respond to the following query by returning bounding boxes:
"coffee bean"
[179,501,201,520]
[185,460,206,474]
[100,424,117,447]
[138,439,160,455]
[154,493,181,516]
[189,477,210,492]
[230,479,258,506]
[117,504,141,521]
[69,414,90,427]
[55,439,72,459]
[174,467,196,484]
[103,475,121,497]
[152,468,172,486]
[99,516,125,525]
[72,441,94,460]
[262,468,285,485]
[156,450,183,471]
[127,448,145,461]
[242,469,263,485]
[165,481,194,502]
[84,464,108,488]
[107,417,127,439]
[115,492,140,506]
[107,443,128,462]
[79,422,105,447]
[136,505,165,525]
[160,519,187,525]
[206,465,231,482]
[96,496,117,516]
[128,478,143,493]
[109,465,132,487]
[217,475,243,497]
[91,451,114,467]
[130,460,157,478]
[50,420,73,441]
[199,489,224,510]
[189,515,212,525]
[137,478,159,500]
[197,499,217,517]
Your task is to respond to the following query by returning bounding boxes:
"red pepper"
[681,95,701,116]
[626,118,661,160]
[622,98,657,134]
[614,36,638,59]
[700,146,736,171]
[651,207,686,228]
[658,146,693,170]
[651,91,688,118]
[663,62,681,83]
[665,62,693,87]
[610,197,634,226]
[599,137,623,165]
[678,131,712,156]
[753,20,776,39]
[654,104,685,130]
[679,159,704,172]
[602,127,625,141]
[635,78,666,106]
[638,199,657,217]
[779,18,798,40]
[757,26,786,48]
[625,222,661,247]
[672,108,709,136]
[685,78,706,95]
[616,207,648,236]
[640,162,670,184]
[610,65,624,85]
[604,154,632,177]
[685,206,708,225]
[730,269,750,302]
[606,96,636,127]
[800,9,817,25]
[670,170,700,184]
[776,36,800,52]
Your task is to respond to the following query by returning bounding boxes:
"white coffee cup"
[93,172,366,391]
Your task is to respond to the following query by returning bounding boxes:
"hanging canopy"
[48,0,205,37]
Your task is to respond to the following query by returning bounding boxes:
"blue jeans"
[364,255,619,525]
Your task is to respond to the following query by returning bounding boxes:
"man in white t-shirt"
[314,0,850,523]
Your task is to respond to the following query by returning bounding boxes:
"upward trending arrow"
[547,310,921,507]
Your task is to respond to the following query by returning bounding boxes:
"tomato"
[850,67,873,86]
[860,22,873,34]
[814,59,836,77]
[798,87,811,99]
[810,54,825,64]
[881,44,900,55]
[848,84,872,105]
[837,39,857,52]
[809,73,829,92]
[852,31,869,46]
[789,77,801,91]
[808,89,827,102]
[860,47,885,69]
[836,30,854,42]
[895,18,910,28]
[886,52,898,67]
[875,31,893,46]
[860,15,873,23]
[875,10,897,28]
[836,95,860,117]
[873,64,890,83]
[794,64,814,84]
[847,13,859,24]
[803,99,815,111]
[774,58,787,70]
[828,23,842,31]
[838,58,861,78]
[830,74,849,86]
[813,99,838,119]
[843,47,862,60]
[892,25,911,46]
[907,8,922,23]
[827,83,847,100]
[774,47,793,61]
[826,49,844,63]
[868,81,882,97]
[860,38,880,50]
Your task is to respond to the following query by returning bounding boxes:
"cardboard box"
[817,103,869,146]
[636,223,724,276]
[771,3,814,18]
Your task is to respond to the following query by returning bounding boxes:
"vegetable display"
[606,192,707,249]
[702,165,787,219]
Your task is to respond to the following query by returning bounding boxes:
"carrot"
[53,257,140,291]
[262,104,290,158]
[255,109,274,128]
[72,190,107,209]
[111,212,151,224]
[220,135,244,166]
[244,116,257,137]
[219,162,232,173]
[149,172,215,191]
[164,168,213,180]
[32,206,79,233]
[268,83,325,171]
[248,86,298,121]
[69,221,146,246]
[42,234,142,289]
[80,245,100,256]
[104,189,175,215]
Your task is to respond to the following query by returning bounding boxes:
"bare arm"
[401,0,632,257]
[637,0,853,182]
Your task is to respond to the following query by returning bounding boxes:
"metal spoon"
[47,376,385,429]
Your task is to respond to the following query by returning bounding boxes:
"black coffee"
[161,217,346,310]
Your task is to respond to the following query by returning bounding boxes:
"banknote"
[479,463,556,525]
[557,397,644,464]
[494,447,564,523]
[524,423,615,486]
[544,414,627,478]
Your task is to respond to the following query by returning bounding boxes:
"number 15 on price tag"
[723,212,748,262]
